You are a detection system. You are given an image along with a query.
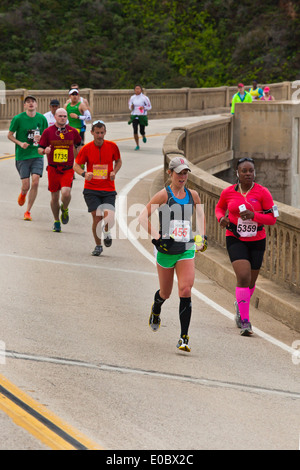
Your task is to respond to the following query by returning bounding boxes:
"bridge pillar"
[233,100,300,208]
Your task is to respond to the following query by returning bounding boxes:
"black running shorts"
[226,236,266,270]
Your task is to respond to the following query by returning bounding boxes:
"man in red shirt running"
[38,108,82,232]
[74,120,122,256]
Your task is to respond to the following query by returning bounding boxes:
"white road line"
[0,253,156,278]
[1,350,299,399]
[116,165,297,358]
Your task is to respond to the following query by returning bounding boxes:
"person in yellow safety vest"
[231,83,252,114]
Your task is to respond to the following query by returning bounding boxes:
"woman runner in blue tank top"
[139,157,207,352]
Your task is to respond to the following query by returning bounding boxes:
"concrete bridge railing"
[0,81,294,129]
[162,117,300,296]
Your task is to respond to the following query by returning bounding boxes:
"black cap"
[50,99,60,106]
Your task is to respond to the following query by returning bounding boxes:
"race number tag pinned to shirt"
[53,149,68,163]
[237,218,258,237]
[169,220,191,242]
[93,164,108,180]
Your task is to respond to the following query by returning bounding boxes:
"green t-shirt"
[9,112,48,161]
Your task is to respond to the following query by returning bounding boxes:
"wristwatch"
[81,171,86,178]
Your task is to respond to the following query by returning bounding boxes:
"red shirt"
[39,125,81,167]
[215,183,276,241]
[75,140,121,192]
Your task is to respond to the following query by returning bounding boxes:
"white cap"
[69,89,79,95]
[169,157,191,173]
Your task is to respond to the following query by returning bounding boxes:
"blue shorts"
[16,157,44,179]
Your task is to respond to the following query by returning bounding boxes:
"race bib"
[93,164,108,179]
[53,149,68,163]
[237,218,258,237]
[169,220,191,242]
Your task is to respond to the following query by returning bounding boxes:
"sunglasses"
[237,158,254,164]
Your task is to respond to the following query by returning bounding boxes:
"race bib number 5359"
[237,218,258,237]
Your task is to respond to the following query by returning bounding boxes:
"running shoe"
[24,211,32,221]
[92,245,103,256]
[142,136,147,143]
[134,146,140,151]
[149,305,161,332]
[52,221,61,232]
[60,204,69,225]
[240,321,253,336]
[177,335,191,352]
[103,230,112,247]
[234,301,242,328]
[18,193,26,206]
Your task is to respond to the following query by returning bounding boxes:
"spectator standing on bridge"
[231,83,252,114]
[138,157,207,352]
[128,85,152,151]
[215,157,277,336]
[260,86,275,101]
[74,120,122,256]
[38,108,82,232]
[44,99,60,127]
[249,80,263,101]
[8,95,48,221]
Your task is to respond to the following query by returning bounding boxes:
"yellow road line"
[0,133,168,160]
[0,374,102,450]
[0,154,14,160]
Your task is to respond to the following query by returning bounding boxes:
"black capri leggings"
[226,236,266,270]
[132,118,145,136]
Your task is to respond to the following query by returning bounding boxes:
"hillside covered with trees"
[0,0,299,90]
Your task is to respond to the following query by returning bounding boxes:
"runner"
[249,80,263,101]
[231,83,252,114]
[64,84,91,145]
[138,157,207,352]
[44,99,60,127]
[215,157,277,336]
[73,120,122,255]
[128,85,152,150]
[38,108,82,232]
[260,86,275,101]
[7,95,48,221]
[65,88,91,154]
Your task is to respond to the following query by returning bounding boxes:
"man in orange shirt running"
[74,120,122,256]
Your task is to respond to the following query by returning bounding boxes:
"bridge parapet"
[163,117,300,296]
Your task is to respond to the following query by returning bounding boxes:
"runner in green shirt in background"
[8,95,47,221]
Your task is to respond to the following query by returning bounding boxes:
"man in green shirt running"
[7,95,48,221]
[64,88,91,156]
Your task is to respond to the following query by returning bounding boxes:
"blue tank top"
[158,186,194,254]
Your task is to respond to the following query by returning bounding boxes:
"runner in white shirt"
[128,85,152,150]
[44,99,60,127]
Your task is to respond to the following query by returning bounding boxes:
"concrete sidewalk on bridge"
[147,169,300,334]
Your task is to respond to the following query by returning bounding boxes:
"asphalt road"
[0,116,299,451]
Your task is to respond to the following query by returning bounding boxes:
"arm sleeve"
[78,110,91,121]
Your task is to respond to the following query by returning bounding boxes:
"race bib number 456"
[169,220,191,242]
